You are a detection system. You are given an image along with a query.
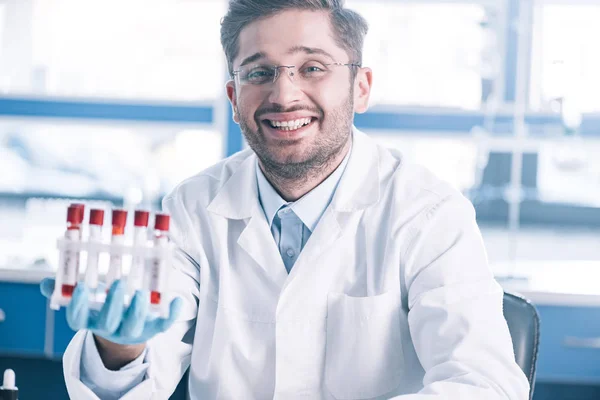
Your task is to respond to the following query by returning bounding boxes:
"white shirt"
[63,128,529,400]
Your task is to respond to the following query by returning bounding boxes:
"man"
[42,0,530,398]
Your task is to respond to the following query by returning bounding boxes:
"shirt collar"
[256,145,352,232]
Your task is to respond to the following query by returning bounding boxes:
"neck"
[259,138,352,202]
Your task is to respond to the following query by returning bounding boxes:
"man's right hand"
[40,278,182,368]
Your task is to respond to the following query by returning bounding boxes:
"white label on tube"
[132,228,147,274]
[85,225,102,288]
[106,234,125,285]
[149,235,168,294]
[62,229,80,286]
[128,227,147,296]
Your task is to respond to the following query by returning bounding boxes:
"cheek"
[237,99,258,123]
[317,81,352,113]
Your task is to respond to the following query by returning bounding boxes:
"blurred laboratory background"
[1,0,600,399]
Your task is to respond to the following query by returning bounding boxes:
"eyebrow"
[239,52,266,67]
[237,46,336,68]
[287,46,335,61]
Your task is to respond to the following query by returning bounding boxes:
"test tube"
[84,209,104,291]
[71,203,85,286]
[127,210,149,302]
[105,209,127,289]
[149,214,170,307]
[51,204,84,310]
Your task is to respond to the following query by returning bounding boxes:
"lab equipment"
[148,214,170,317]
[105,209,128,290]
[0,369,18,400]
[52,204,175,313]
[50,203,84,310]
[127,210,150,303]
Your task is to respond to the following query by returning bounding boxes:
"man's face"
[226,10,372,178]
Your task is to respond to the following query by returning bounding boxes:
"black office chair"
[503,292,540,400]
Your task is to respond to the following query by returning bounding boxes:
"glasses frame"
[231,62,362,86]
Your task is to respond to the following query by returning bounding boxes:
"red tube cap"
[70,203,85,223]
[90,209,105,226]
[134,210,150,227]
[66,206,83,224]
[111,209,128,228]
[154,214,170,231]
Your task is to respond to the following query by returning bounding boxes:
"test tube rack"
[51,234,176,318]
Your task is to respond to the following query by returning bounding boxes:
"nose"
[268,67,303,106]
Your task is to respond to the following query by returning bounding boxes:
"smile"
[267,118,313,131]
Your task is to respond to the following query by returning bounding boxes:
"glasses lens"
[241,66,275,85]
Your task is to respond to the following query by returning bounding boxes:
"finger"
[66,284,91,330]
[146,297,183,334]
[92,280,126,334]
[118,290,150,339]
[40,278,55,298]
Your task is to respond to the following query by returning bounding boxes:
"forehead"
[235,9,347,65]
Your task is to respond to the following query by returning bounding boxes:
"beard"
[237,89,354,183]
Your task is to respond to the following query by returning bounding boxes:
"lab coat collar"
[256,147,351,232]
[330,127,380,212]
[207,126,380,219]
[207,153,262,219]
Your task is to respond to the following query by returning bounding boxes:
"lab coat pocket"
[325,291,403,399]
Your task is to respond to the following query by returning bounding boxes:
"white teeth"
[269,118,312,130]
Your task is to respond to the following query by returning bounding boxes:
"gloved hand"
[40,278,182,345]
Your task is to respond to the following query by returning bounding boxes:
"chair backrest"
[503,292,540,400]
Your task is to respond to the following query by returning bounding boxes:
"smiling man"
[54,1,530,399]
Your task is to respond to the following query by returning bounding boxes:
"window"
[369,132,479,193]
[530,3,600,114]
[0,119,222,200]
[537,138,600,206]
[0,0,225,101]
[0,3,5,58]
[346,1,502,110]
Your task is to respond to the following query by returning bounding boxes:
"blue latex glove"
[40,278,182,345]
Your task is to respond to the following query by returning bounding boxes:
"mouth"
[260,116,319,139]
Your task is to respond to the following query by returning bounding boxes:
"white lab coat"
[63,128,530,399]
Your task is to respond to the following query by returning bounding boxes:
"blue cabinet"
[53,307,76,355]
[537,305,600,384]
[0,281,76,358]
[0,282,47,356]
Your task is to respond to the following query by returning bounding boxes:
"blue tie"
[272,205,305,273]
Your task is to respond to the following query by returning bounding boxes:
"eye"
[300,63,328,78]
[244,67,275,83]
[305,66,324,73]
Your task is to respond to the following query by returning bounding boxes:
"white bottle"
[0,369,18,400]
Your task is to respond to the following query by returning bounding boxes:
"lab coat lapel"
[237,214,288,288]
[207,154,287,287]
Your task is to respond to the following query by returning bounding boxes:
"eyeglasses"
[232,61,361,87]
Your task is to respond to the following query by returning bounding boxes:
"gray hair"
[220,0,368,76]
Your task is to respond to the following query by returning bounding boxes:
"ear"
[225,80,240,123]
[353,67,373,114]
